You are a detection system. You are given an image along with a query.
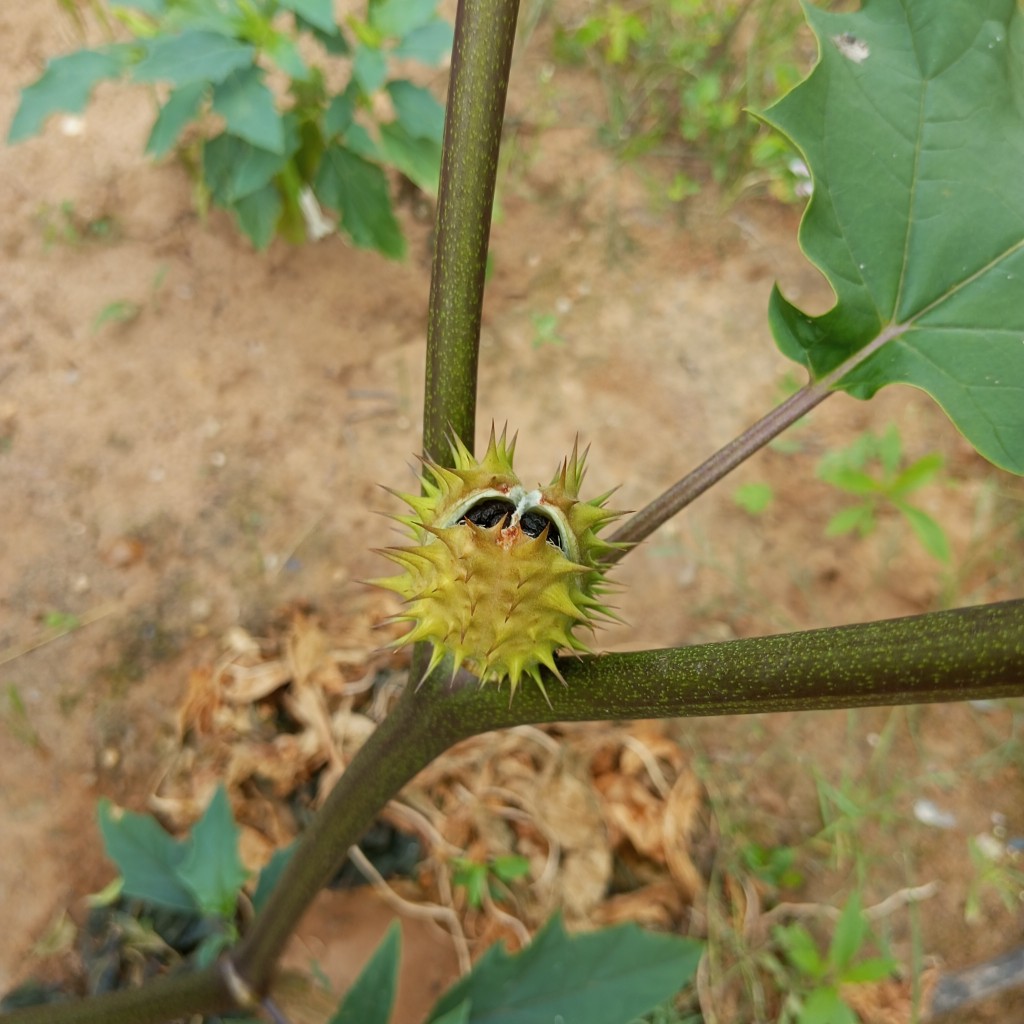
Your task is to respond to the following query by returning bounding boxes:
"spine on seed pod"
[372,426,625,701]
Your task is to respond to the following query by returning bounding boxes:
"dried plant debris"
[152,602,710,960]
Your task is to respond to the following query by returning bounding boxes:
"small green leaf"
[387,80,445,142]
[369,0,438,38]
[799,986,857,1024]
[828,893,868,974]
[733,482,774,515]
[428,915,702,1024]
[92,300,141,331]
[329,922,401,1024]
[97,799,195,913]
[491,855,531,883]
[253,842,297,914]
[212,67,284,153]
[876,425,903,477]
[134,30,255,87]
[232,183,283,250]
[315,142,405,257]
[820,467,884,496]
[393,20,453,64]
[279,0,336,34]
[825,504,874,538]
[888,453,944,497]
[9,47,132,142]
[146,80,208,157]
[352,44,388,95]
[840,956,898,984]
[379,120,441,192]
[177,785,249,919]
[894,502,952,563]
[773,922,826,980]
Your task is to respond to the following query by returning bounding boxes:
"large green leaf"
[315,142,405,257]
[387,80,445,142]
[8,47,133,142]
[427,915,702,1024]
[328,923,401,1024]
[765,0,1024,474]
[379,120,441,193]
[203,117,299,204]
[393,20,454,65]
[146,79,208,157]
[232,182,284,250]
[212,66,284,153]
[133,30,255,86]
[97,799,196,913]
[178,785,249,919]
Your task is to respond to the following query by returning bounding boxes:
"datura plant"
[373,428,624,699]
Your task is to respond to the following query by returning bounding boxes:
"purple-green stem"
[422,0,519,463]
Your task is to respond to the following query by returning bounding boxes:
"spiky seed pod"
[373,427,624,700]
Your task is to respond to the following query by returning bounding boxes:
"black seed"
[460,498,515,529]
[521,511,564,551]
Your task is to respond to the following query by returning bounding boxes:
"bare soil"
[2,6,1023,1023]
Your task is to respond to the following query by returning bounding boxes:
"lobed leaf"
[146,80,208,157]
[9,47,133,142]
[212,66,284,153]
[232,182,284,250]
[765,0,1024,474]
[133,29,255,86]
[177,786,249,919]
[96,799,196,913]
[315,141,405,257]
[379,120,442,193]
[387,80,446,142]
[427,915,702,1024]
[393,20,454,65]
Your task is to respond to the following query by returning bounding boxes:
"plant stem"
[230,681,466,994]
[607,380,831,559]
[423,0,520,463]
[434,598,1024,727]
[0,966,231,1024]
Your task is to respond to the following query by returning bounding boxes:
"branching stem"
[608,380,831,557]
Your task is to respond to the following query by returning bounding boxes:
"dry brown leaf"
[178,666,220,738]
[593,880,685,929]
[221,659,291,704]
[559,844,613,921]
[840,974,931,1024]
[594,771,667,861]
[662,770,705,901]
[534,766,605,850]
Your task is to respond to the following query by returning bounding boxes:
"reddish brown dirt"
[2,5,1023,1023]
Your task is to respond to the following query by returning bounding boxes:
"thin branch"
[607,381,831,559]
[423,0,520,463]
